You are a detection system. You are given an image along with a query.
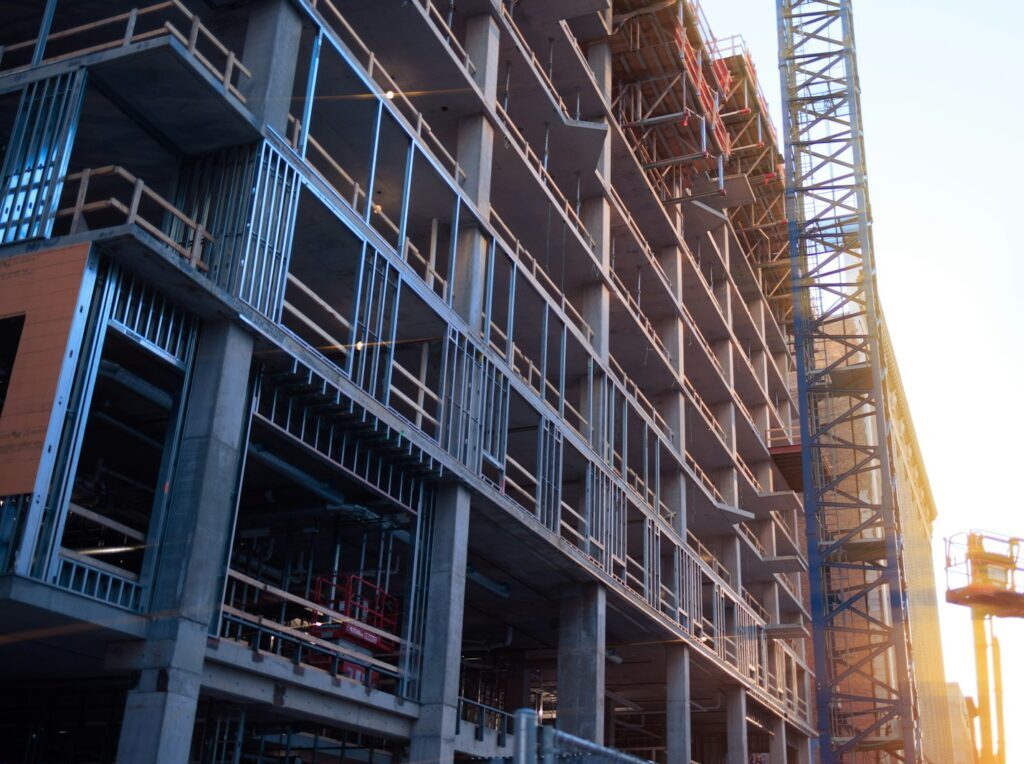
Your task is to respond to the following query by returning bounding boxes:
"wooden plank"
[226,569,403,646]
[69,502,147,542]
[220,604,400,674]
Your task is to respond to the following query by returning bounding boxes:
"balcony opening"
[57,326,188,603]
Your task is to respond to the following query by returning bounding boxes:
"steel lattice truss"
[776,1,921,761]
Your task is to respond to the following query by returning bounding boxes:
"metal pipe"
[513,708,537,764]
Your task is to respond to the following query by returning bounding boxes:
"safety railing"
[735,453,764,493]
[282,273,353,361]
[0,1,251,101]
[54,550,144,611]
[390,355,441,436]
[457,697,513,745]
[771,509,799,552]
[56,166,213,269]
[491,209,593,343]
[776,570,799,603]
[606,354,670,444]
[414,0,476,77]
[493,101,595,253]
[767,424,796,448]
[687,530,730,586]
[742,586,770,622]
[559,499,588,549]
[306,0,465,185]
[512,708,653,764]
[684,449,724,504]
[220,568,402,686]
[737,521,767,557]
[608,268,672,363]
[714,34,778,147]
[497,1,572,120]
[504,454,539,515]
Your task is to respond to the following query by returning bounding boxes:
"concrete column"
[451,229,489,332]
[665,644,692,764]
[557,583,606,743]
[714,397,736,451]
[451,14,499,333]
[725,686,748,764]
[115,321,254,764]
[659,452,687,538]
[409,483,471,763]
[770,716,788,763]
[241,0,303,134]
[766,581,781,624]
[579,37,612,363]
[714,468,739,509]
[722,535,742,591]
[456,10,500,210]
[580,196,611,361]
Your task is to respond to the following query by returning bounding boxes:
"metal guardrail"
[512,709,653,764]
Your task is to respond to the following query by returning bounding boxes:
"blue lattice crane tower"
[776,1,921,760]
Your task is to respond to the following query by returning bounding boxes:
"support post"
[557,583,606,743]
[451,14,499,332]
[115,321,254,764]
[726,686,748,764]
[770,715,788,763]
[409,483,471,763]
[240,0,303,134]
[665,643,692,764]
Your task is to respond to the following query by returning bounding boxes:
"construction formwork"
[0,2,814,763]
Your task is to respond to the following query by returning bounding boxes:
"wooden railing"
[504,454,538,514]
[221,568,403,680]
[737,521,766,557]
[414,0,476,77]
[390,354,440,435]
[493,101,595,253]
[497,2,572,119]
[684,449,723,503]
[57,166,212,268]
[606,354,670,443]
[282,273,352,360]
[0,1,251,101]
[687,530,730,585]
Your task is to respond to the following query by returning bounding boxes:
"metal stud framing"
[777,1,920,759]
[0,70,86,243]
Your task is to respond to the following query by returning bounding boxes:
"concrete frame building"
[0,0,944,762]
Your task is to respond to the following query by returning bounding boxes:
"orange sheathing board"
[0,244,91,495]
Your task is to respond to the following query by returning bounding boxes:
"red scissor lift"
[308,574,399,687]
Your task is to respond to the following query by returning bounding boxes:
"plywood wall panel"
[0,244,91,495]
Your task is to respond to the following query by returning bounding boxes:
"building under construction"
[0,1,958,762]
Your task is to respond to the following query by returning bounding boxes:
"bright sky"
[700,0,1024,758]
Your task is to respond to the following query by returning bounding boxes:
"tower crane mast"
[776,1,921,760]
